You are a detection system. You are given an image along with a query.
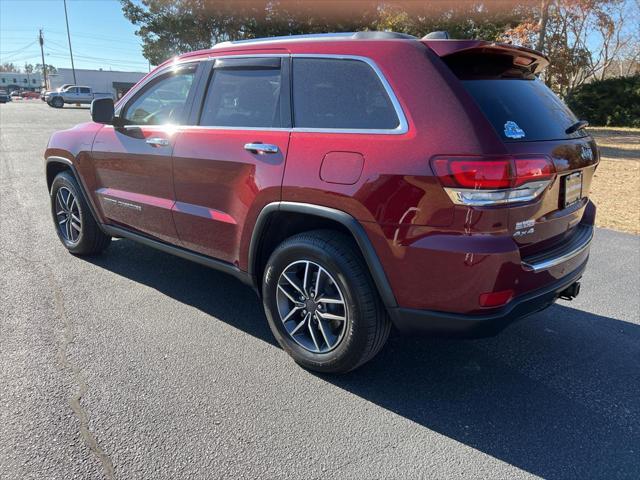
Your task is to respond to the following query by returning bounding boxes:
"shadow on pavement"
[89,238,640,479]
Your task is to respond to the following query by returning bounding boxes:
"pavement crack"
[21,250,116,480]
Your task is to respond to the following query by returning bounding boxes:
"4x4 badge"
[504,121,525,139]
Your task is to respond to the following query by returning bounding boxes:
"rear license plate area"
[563,171,583,208]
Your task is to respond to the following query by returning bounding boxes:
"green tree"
[120,0,531,65]
[566,74,640,127]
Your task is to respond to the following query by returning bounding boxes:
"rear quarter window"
[292,58,399,130]
[463,79,584,142]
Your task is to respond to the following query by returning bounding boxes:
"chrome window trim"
[289,54,408,135]
[101,124,292,133]
[115,53,409,135]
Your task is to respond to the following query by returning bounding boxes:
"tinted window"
[80,87,90,94]
[463,79,583,142]
[123,67,195,125]
[292,58,399,130]
[200,69,282,128]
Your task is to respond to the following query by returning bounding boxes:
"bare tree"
[536,0,551,51]
[505,0,639,97]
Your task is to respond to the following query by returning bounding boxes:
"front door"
[91,63,199,243]
[172,56,291,264]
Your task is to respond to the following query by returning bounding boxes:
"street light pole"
[63,0,77,84]
[38,29,47,89]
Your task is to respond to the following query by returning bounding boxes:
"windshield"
[463,79,585,142]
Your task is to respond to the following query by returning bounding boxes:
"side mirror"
[90,97,115,124]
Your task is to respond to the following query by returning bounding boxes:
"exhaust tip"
[559,282,581,301]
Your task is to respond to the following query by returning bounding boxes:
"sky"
[0,0,151,73]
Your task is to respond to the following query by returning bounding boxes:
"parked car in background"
[42,84,77,101]
[0,90,11,103]
[21,91,40,99]
[46,85,113,108]
[10,90,21,98]
[45,31,597,372]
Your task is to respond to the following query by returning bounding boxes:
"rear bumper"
[389,260,587,337]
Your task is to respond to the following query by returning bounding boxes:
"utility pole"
[63,0,77,84]
[38,29,47,89]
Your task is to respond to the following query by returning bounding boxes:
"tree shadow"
[598,145,640,160]
[88,238,640,479]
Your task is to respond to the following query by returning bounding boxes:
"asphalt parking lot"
[1,101,639,480]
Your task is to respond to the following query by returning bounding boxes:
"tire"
[51,97,63,108]
[50,171,111,255]
[262,230,391,373]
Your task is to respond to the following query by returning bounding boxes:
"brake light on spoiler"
[431,155,555,206]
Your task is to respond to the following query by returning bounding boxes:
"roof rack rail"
[214,31,417,48]
[422,31,451,40]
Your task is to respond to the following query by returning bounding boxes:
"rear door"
[171,56,290,263]
[92,63,199,243]
[78,87,93,103]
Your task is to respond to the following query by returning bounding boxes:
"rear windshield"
[462,79,585,142]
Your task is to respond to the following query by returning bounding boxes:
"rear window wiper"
[566,120,589,134]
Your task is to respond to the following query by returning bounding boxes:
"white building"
[48,68,147,99]
[0,71,43,91]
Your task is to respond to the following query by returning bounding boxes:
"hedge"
[565,75,640,128]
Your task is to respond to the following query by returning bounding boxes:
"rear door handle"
[244,143,279,154]
[146,137,170,147]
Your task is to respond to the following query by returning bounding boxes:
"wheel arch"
[249,202,398,308]
[46,157,73,191]
[46,156,104,227]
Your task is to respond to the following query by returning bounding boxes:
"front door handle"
[146,137,170,147]
[244,143,279,154]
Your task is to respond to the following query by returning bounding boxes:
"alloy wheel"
[55,187,82,244]
[276,260,348,353]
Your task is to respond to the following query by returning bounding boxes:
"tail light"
[431,155,555,206]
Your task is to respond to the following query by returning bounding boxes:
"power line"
[44,48,148,66]
[45,54,149,70]
[13,28,143,45]
[0,40,37,55]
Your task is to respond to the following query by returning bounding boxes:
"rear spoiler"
[422,39,549,75]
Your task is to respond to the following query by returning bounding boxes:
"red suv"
[45,32,597,372]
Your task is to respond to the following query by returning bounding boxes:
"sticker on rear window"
[504,121,525,139]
